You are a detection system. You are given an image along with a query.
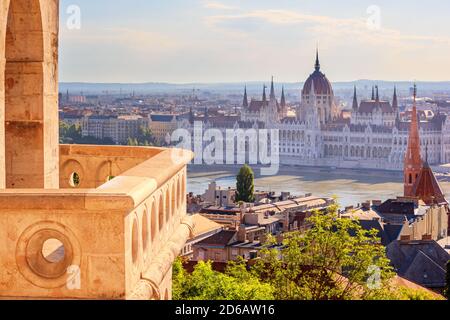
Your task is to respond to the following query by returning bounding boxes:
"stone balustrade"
[0,145,193,299]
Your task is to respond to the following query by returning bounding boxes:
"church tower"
[267,76,279,123]
[299,48,336,124]
[404,84,423,197]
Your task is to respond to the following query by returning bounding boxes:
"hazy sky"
[59,0,450,83]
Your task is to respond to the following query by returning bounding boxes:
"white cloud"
[203,1,238,11]
[205,9,450,47]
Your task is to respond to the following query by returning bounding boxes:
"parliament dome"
[302,51,333,96]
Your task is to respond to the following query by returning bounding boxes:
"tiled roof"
[196,230,237,247]
[248,100,266,112]
[150,114,176,122]
[358,100,393,114]
[191,214,223,238]
[387,240,450,288]
[375,199,415,216]
[412,163,447,205]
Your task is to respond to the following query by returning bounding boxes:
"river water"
[187,165,450,208]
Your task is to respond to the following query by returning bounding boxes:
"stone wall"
[0,146,193,299]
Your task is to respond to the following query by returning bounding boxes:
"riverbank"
[187,164,450,208]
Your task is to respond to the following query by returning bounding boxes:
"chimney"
[239,203,247,224]
[400,235,411,243]
[422,234,432,241]
[362,201,371,210]
[237,225,247,242]
[372,200,382,206]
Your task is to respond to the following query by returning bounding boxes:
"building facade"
[178,51,450,171]
[82,115,149,144]
[148,114,180,145]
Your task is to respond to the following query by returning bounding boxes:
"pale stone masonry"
[0,0,193,300]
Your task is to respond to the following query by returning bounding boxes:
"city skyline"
[60,0,450,83]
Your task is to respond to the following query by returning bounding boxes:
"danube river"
[187,165,450,208]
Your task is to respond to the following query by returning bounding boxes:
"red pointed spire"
[404,84,423,197]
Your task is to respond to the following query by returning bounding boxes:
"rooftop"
[191,214,223,238]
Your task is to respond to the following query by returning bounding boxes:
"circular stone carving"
[26,230,73,279]
[16,221,81,289]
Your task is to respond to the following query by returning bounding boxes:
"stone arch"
[181,172,186,201]
[177,174,182,210]
[2,0,59,189]
[158,192,164,232]
[141,206,150,256]
[171,181,177,217]
[131,213,140,267]
[165,187,171,223]
[150,198,157,242]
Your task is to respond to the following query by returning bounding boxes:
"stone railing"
[0,145,194,300]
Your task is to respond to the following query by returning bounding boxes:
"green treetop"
[172,204,444,300]
[235,164,255,203]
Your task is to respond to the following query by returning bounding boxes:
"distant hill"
[59,80,450,95]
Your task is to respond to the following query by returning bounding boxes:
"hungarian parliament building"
[178,53,450,171]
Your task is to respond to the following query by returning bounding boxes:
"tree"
[172,205,443,300]
[59,122,82,144]
[252,205,395,300]
[172,258,274,300]
[445,260,450,300]
[235,164,255,203]
[136,125,155,146]
[388,287,443,301]
[127,137,138,146]
[59,121,116,146]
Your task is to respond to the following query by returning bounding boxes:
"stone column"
[0,0,8,189]
[4,0,59,189]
